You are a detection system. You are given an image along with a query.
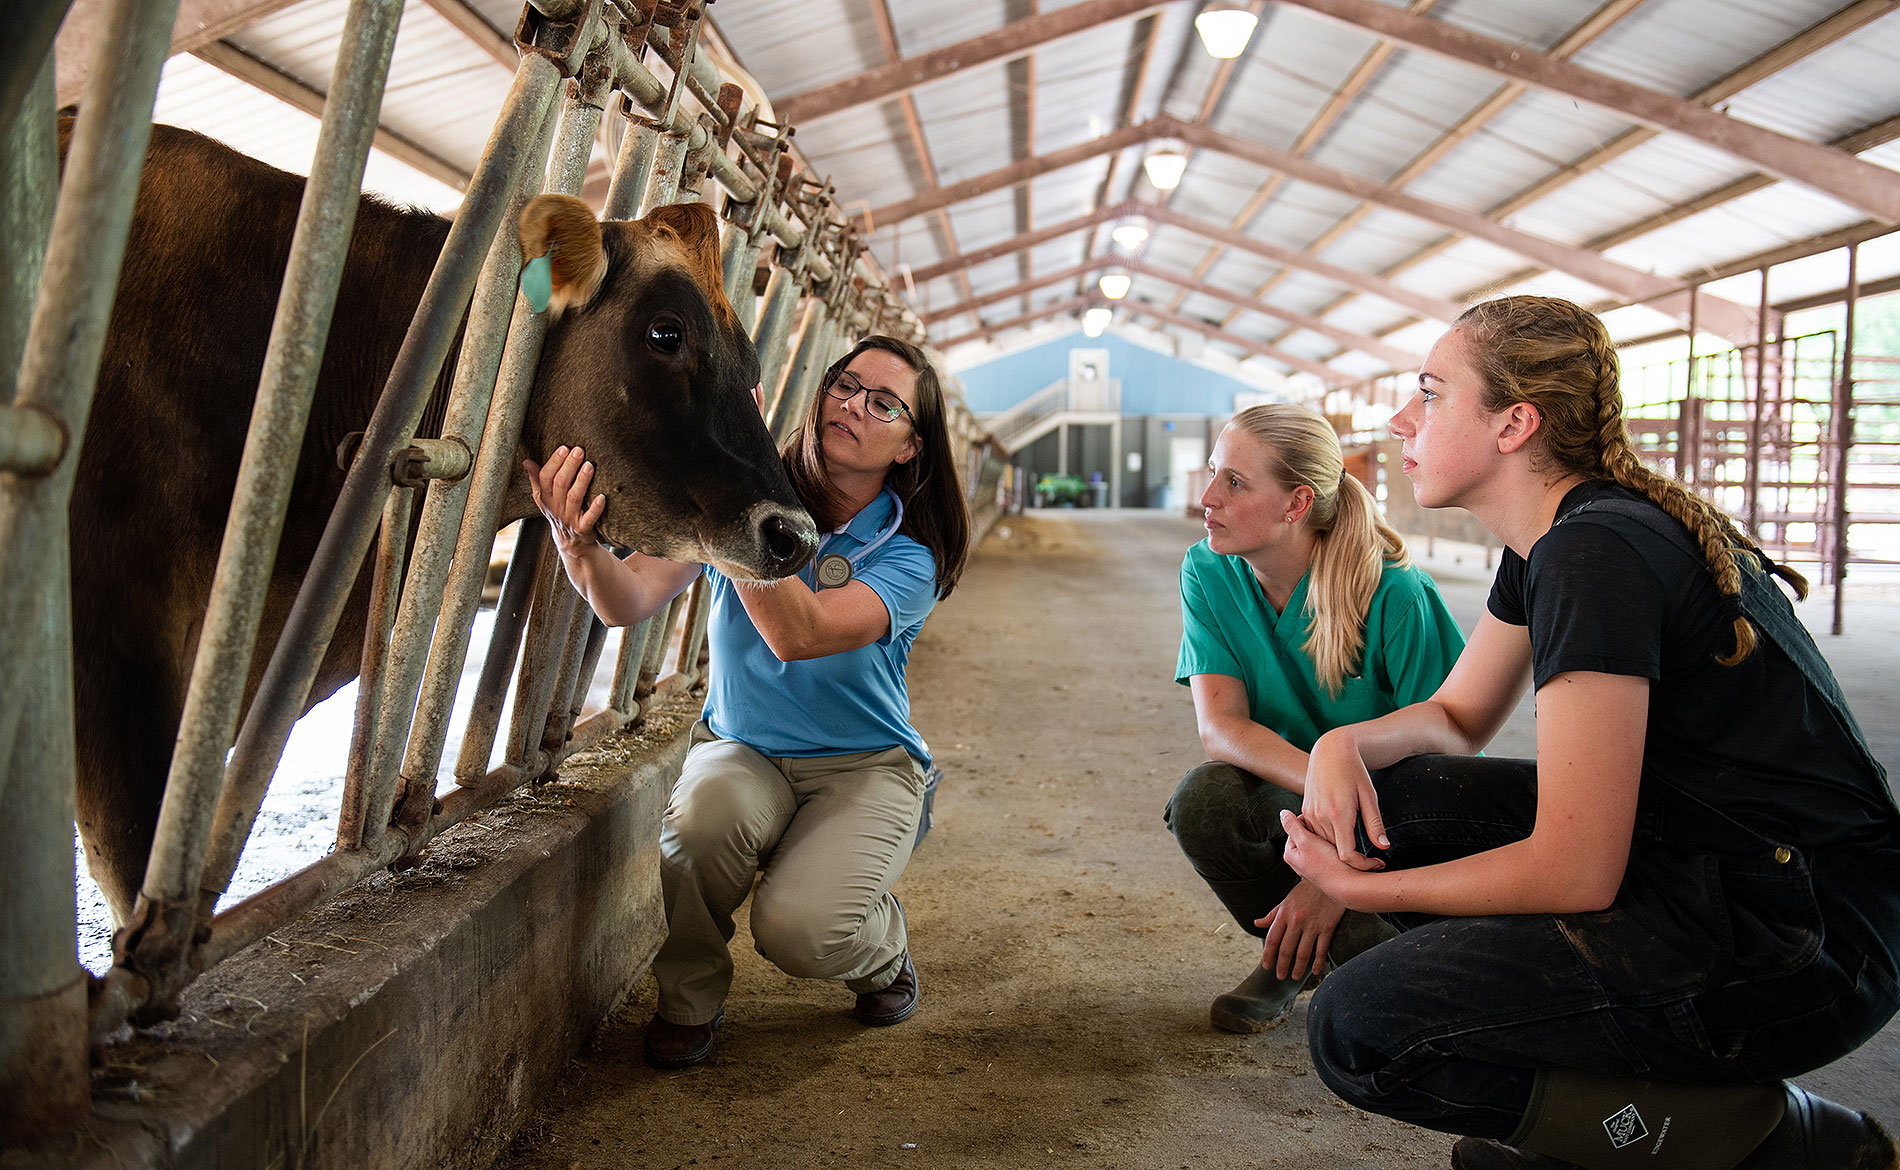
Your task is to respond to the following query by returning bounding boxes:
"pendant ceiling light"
[1098,272,1132,300]
[1110,222,1150,248]
[1082,306,1114,337]
[1142,149,1187,190]
[1194,3,1258,59]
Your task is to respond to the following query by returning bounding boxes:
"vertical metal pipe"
[197,53,566,915]
[682,576,713,681]
[146,0,406,920]
[636,593,689,709]
[539,604,598,758]
[0,52,88,1145]
[406,82,662,792]
[642,130,691,212]
[563,617,612,728]
[1747,268,1768,534]
[603,121,662,221]
[360,77,576,840]
[609,613,657,714]
[1832,243,1857,637]
[752,265,802,397]
[0,0,180,812]
[509,551,581,769]
[772,300,833,445]
[453,519,546,782]
[337,482,415,851]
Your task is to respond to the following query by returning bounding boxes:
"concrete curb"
[2,706,694,1170]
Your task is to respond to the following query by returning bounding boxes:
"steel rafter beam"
[879,116,1759,341]
[935,296,1091,351]
[909,204,1129,285]
[913,200,1464,324]
[1142,205,1462,323]
[927,255,1420,368]
[866,121,1153,228]
[1216,0,1640,327]
[54,0,301,106]
[1270,0,1900,224]
[773,0,1170,126]
[1134,306,1349,385]
[1168,120,1761,342]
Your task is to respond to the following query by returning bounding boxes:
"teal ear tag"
[521,252,553,312]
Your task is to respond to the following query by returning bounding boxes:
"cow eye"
[647,316,683,354]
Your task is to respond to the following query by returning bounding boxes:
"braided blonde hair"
[1454,295,1807,664]
[1230,403,1409,695]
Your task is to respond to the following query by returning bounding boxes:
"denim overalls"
[1305,497,1900,1139]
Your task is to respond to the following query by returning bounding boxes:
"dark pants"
[1307,755,1900,1139]
[1163,761,1304,938]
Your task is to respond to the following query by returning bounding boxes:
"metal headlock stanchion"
[0,0,182,1132]
[32,0,922,1069]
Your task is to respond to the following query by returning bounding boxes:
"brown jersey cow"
[65,122,816,923]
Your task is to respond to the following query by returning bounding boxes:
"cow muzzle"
[711,499,816,581]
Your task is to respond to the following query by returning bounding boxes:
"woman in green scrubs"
[1165,403,1466,1033]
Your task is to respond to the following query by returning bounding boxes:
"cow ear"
[640,202,739,328]
[519,194,608,316]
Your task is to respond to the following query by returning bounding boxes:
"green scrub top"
[1175,539,1467,752]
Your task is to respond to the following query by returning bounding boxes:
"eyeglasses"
[825,371,914,424]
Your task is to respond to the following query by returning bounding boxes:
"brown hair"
[783,335,971,599]
[1454,294,1807,664]
[1229,403,1408,696]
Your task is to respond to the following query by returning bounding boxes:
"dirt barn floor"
[494,510,1900,1170]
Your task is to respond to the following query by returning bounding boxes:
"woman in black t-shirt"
[1281,295,1900,1170]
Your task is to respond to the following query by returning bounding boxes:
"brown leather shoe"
[643,1007,722,1069]
[854,952,919,1026]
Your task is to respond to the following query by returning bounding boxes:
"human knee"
[1167,763,1256,852]
[749,895,859,980]
[1305,970,1396,1113]
[1165,762,1295,865]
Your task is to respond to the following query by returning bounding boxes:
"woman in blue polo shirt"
[1167,403,1465,1034]
[527,335,969,1069]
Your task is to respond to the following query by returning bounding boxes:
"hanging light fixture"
[1142,148,1187,190]
[1082,306,1114,337]
[1110,221,1150,248]
[1194,2,1258,59]
[1098,271,1132,300]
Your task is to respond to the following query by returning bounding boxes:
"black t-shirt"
[1488,480,1893,852]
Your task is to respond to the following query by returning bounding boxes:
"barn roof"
[54,0,1900,398]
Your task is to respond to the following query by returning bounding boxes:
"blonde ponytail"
[1229,404,1408,696]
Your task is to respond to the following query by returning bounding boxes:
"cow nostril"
[761,512,815,569]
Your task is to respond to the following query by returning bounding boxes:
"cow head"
[515,195,816,580]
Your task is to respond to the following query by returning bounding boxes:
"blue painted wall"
[950,334,1272,416]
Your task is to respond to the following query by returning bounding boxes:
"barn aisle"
[493,510,1900,1170]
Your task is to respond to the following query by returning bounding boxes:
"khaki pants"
[652,721,927,1024]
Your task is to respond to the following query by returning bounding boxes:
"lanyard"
[814,489,905,589]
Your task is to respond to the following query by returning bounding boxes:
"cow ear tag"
[521,247,555,312]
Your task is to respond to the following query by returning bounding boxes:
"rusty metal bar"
[677,577,711,685]
[609,611,658,714]
[140,0,405,946]
[0,49,88,1144]
[508,545,581,769]
[337,481,415,851]
[1747,269,1769,534]
[189,41,567,946]
[635,592,689,709]
[453,519,545,783]
[562,616,612,730]
[360,66,582,850]
[1,0,179,1088]
[539,599,599,758]
[1832,242,1858,636]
